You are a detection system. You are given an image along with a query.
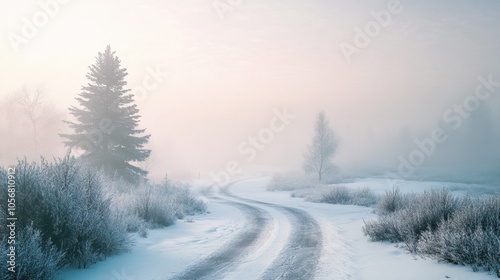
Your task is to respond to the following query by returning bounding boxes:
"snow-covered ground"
[58,201,246,280]
[59,177,498,280]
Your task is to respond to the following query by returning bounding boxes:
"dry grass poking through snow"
[292,186,378,207]
[267,173,378,207]
[364,187,500,277]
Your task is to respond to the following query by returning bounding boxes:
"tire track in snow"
[221,185,323,280]
[169,199,272,280]
[260,206,322,280]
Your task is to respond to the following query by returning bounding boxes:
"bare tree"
[303,111,338,182]
[15,86,59,153]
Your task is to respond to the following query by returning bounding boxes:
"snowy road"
[60,177,498,280]
[170,199,272,280]
[221,185,323,280]
[171,181,323,280]
[255,206,322,280]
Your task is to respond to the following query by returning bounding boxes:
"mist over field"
[1,0,499,182]
[2,1,500,280]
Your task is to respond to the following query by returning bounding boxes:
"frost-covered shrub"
[0,156,130,270]
[1,225,64,280]
[42,157,129,267]
[365,189,459,252]
[351,187,379,207]
[318,186,351,204]
[364,190,500,277]
[417,195,500,277]
[138,224,148,238]
[123,213,145,233]
[132,179,206,227]
[377,187,413,215]
[134,183,176,227]
[362,214,402,243]
[295,185,378,207]
[105,176,206,232]
[160,181,206,219]
[103,182,144,233]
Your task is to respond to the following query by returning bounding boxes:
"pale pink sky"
[1,0,500,180]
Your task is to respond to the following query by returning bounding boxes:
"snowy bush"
[351,187,379,207]
[318,186,351,204]
[377,187,408,215]
[365,188,459,252]
[103,175,206,232]
[417,195,500,277]
[0,156,130,271]
[123,213,145,233]
[314,186,378,207]
[130,178,207,227]
[134,183,176,227]
[1,225,64,280]
[1,158,207,278]
[364,190,500,277]
[291,185,378,207]
[168,183,207,217]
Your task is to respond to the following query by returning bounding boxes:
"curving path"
[171,180,323,280]
[222,186,323,280]
[169,199,272,280]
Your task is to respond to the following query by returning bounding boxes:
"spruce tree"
[61,45,150,184]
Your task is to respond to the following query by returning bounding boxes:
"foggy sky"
[1,0,500,182]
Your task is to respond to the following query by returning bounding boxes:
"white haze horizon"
[1,0,499,183]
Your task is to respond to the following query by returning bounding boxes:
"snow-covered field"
[60,177,497,280]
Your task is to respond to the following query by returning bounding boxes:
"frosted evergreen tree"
[61,45,150,184]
